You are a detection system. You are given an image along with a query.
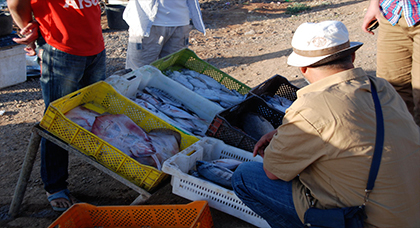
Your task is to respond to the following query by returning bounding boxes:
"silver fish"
[136,92,162,107]
[194,88,222,102]
[133,99,159,114]
[189,78,208,89]
[158,104,197,120]
[144,87,184,108]
[211,158,243,171]
[167,69,246,109]
[263,95,293,113]
[170,71,194,90]
[241,112,275,140]
[196,160,233,189]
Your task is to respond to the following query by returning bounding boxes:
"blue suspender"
[364,78,385,202]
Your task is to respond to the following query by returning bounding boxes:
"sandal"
[47,189,76,212]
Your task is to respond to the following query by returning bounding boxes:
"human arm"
[263,165,279,180]
[362,0,382,35]
[7,0,38,55]
[7,0,33,30]
[253,129,277,158]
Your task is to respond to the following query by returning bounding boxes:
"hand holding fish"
[253,129,277,158]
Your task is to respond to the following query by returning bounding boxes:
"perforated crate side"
[205,96,285,152]
[40,81,199,192]
[49,202,213,228]
[151,48,251,95]
[164,138,269,227]
[250,74,299,102]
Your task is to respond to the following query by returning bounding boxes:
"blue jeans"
[39,43,106,193]
[232,162,303,228]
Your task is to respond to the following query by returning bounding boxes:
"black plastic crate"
[206,95,285,152]
[249,74,300,102]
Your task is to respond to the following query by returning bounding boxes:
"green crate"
[151,48,251,95]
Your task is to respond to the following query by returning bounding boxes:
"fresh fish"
[196,160,233,189]
[133,99,160,114]
[170,72,194,90]
[172,117,205,136]
[144,87,184,108]
[194,73,223,90]
[217,93,245,107]
[189,78,208,89]
[211,158,243,171]
[148,128,181,170]
[263,95,293,113]
[158,104,197,120]
[241,112,275,140]
[65,106,101,131]
[136,92,162,107]
[166,69,246,109]
[194,88,222,102]
[91,114,158,166]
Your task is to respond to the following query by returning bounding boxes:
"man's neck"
[307,65,354,83]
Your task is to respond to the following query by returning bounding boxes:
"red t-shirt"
[31,0,105,56]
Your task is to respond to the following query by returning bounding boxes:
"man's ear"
[351,52,356,63]
[299,67,308,75]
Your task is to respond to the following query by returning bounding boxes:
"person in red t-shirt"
[8,0,106,212]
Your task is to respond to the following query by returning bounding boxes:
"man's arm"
[263,166,279,180]
[7,0,32,29]
[253,129,277,158]
[362,0,381,35]
[7,0,38,55]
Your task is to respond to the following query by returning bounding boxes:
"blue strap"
[366,78,384,191]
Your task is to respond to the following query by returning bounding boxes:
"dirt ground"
[0,0,378,227]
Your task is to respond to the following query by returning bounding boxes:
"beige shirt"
[264,68,420,227]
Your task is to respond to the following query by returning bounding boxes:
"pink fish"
[91,114,181,170]
[148,129,181,169]
[91,114,156,160]
[64,106,101,131]
[125,128,181,170]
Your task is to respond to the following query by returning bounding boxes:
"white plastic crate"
[162,137,269,227]
[0,45,26,89]
[134,65,224,123]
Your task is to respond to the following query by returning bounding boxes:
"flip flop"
[47,189,74,212]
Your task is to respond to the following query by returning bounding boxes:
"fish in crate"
[133,87,209,137]
[65,108,181,170]
[189,158,243,189]
[166,69,246,108]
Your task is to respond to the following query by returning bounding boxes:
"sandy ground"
[0,0,377,227]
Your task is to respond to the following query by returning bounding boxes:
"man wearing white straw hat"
[232,20,420,227]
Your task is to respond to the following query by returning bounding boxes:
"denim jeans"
[39,43,106,193]
[232,162,303,228]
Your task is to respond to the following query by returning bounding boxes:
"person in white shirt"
[123,0,206,70]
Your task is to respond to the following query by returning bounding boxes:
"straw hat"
[287,20,363,67]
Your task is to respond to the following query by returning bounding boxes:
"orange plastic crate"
[48,201,213,228]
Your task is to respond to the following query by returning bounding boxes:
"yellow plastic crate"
[151,48,251,95]
[40,81,199,191]
[48,201,213,228]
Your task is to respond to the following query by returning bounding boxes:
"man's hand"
[13,21,38,45]
[362,0,381,35]
[253,129,277,158]
[13,21,39,56]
